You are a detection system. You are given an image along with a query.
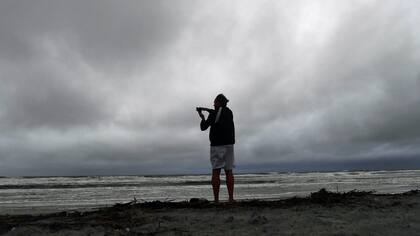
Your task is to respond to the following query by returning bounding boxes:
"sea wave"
[0,180,278,189]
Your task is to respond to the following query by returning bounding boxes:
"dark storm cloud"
[1,64,111,129]
[1,0,420,176]
[0,0,194,68]
[0,0,195,130]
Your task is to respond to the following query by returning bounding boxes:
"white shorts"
[210,145,235,170]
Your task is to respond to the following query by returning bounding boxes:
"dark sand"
[2,189,420,235]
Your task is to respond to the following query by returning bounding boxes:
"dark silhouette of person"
[197,94,235,203]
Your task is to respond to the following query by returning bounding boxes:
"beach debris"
[310,188,374,204]
[189,198,209,204]
[390,201,402,206]
[402,189,420,195]
[2,188,420,235]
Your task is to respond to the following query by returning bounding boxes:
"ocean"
[1,169,420,215]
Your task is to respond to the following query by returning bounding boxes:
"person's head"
[214,94,229,108]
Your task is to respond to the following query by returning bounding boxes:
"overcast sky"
[1,0,420,176]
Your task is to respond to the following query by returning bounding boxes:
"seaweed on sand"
[309,188,375,204]
[1,189,420,235]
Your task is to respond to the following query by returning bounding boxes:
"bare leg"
[212,168,221,202]
[225,169,234,202]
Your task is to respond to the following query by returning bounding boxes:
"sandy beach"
[2,189,420,235]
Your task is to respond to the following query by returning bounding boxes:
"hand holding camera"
[196,107,212,113]
[196,107,212,120]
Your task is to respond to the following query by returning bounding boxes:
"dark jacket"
[200,107,235,146]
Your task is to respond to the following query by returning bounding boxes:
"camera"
[196,107,211,113]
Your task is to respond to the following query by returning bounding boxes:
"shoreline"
[2,189,420,235]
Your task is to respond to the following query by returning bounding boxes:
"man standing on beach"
[197,94,235,203]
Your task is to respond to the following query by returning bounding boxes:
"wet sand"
[2,189,420,235]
